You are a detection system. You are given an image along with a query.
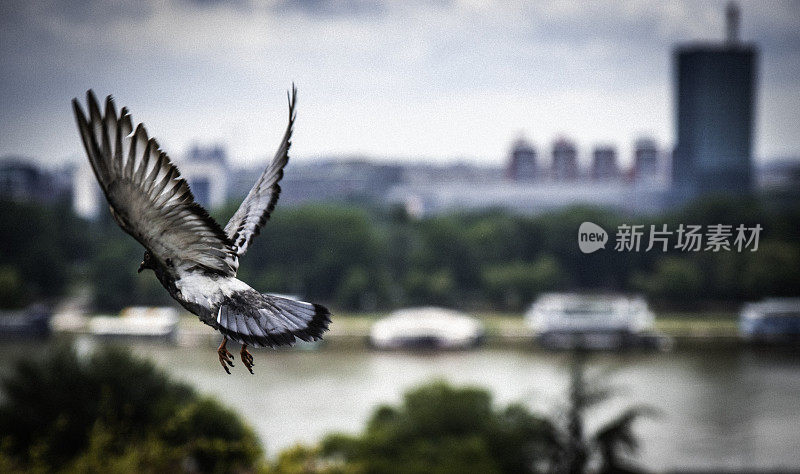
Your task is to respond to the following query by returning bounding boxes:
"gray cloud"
[273,0,386,17]
[0,0,798,166]
[0,0,151,26]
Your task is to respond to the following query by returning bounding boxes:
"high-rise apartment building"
[672,2,757,201]
[591,146,619,181]
[507,138,538,181]
[551,138,578,181]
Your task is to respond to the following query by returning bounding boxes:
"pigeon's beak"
[138,261,145,273]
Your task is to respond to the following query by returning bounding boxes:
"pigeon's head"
[138,251,155,273]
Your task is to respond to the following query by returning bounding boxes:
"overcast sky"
[1,0,798,168]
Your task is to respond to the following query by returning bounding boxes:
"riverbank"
[173,310,742,349]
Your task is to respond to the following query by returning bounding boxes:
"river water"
[3,341,799,471]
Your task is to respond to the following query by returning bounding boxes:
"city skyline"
[1,1,799,168]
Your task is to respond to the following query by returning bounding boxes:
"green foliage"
[87,227,174,311]
[268,363,654,474]
[482,256,567,311]
[0,200,89,308]
[594,407,657,474]
[0,343,262,473]
[552,353,655,474]
[2,194,798,311]
[0,265,27,309]
[64,422,184,473]
[271,374,651,474]
[742,240,800,297]
[162,398,263,473]
[236,205,392,309]
[404,269,457,306]
[265,444,353,474]
[335,266,394,311]
[630,257,704,304]
[315,381,558,474]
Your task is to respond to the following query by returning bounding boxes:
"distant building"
[0,156,72,204]
[73,144,231,218]
[386,179,668,217]
[0,157,46,201]
[402,161,502,185]
[281,160,401,204]
[180,145,229,209]
[672,2,757,202]
[591,146,619,181]
[551,138,578,181]
[230,158,404,206]
[633,138,660,183]
[507,138,538,181]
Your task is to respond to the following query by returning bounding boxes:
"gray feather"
[72,91,239,276]
[224,85,297,259]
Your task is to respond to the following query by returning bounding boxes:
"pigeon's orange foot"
[217,337,235,374]
[241,344,255,374]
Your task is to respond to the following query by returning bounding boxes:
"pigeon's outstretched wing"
[224,85,296,258]
[73,91,238,276]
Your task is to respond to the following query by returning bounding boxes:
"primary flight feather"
[73,87,331,374]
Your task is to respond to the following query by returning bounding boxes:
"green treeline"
[1,196,798,312]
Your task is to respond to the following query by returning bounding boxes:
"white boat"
[525,293,666,350]
[89,306,179,341]
[370,307,484,350]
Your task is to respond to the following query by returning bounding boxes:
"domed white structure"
[370,307,484,350]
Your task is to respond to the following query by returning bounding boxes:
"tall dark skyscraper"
[672,3,757,201]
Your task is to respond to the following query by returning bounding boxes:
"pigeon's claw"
[217,337,235,374]
[241,344,255,374]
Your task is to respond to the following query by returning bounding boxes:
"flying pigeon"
[72,87,331,374]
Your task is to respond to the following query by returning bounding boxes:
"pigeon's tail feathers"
[216,292,331,348]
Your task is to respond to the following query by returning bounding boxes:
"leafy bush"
[316,381,559,474]
[0,343,262,473]
[266,361,655,474]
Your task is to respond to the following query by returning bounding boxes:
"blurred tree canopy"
[0,200,90,309]
[266,372,653,474]
[553,353,656,474]
[290,380,559,474]
[0,343,262,473]
[1,194,798,312]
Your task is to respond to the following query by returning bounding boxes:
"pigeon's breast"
[173,272,225,319]
[173,271,254,324]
